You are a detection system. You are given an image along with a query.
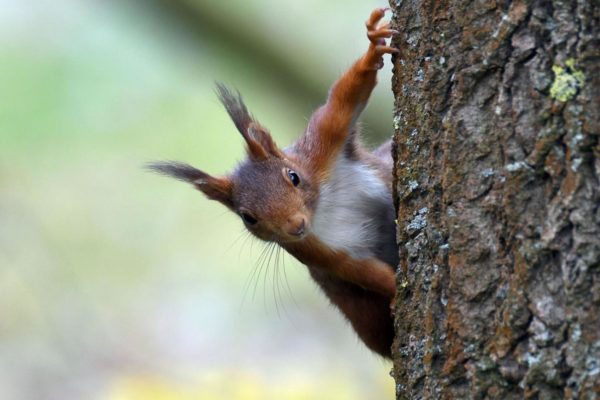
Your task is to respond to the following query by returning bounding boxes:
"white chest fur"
[311,155,389,259]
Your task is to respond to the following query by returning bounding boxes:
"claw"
[378,22,391,30]
[365,7,388,31]
[366,8,397,47]
[375,45,400,55]
[368,28,399,41]
[362,8,399,70]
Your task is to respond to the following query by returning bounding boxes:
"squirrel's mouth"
[279,230,309,244]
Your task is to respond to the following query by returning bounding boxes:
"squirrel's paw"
[364,8,399,70]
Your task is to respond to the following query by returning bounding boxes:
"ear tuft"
[215,83,282,160]
[145,161,208,183]
[146,160,234,209]
[215,83,253,136]
[248,124,284,159]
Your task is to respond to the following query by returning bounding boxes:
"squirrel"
[149,8,399,358]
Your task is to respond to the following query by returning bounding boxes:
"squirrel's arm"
[288,238,396,299]
[303,8,398,179]
[333,257,396,299]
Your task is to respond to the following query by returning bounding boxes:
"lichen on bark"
[390,1,599,399]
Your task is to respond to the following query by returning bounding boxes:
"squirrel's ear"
[193,175,233,209]
[215,83,283,161]
[146,161,234,209]
[247,123,284,159]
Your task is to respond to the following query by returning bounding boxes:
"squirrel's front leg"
[288,239,397,299]
[304,8,398,179]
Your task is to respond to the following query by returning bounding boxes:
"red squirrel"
[149,8,399,358]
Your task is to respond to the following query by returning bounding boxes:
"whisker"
[273,244,281,311]
[272,244,285,318]
[240,239,271,311]
[237,238,297,317]
[238,231,253,263]
[239,236,262,310]
[254,242,273,303]
[222,229,250,256]
[274,245,289,320]
[264,242,278,314]
[280,249,299,308]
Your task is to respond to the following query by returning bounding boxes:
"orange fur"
[286,236,396,298]
[297,8,398,182]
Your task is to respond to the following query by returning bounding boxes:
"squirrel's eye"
[241,212,258,225]
[287,169,300,187]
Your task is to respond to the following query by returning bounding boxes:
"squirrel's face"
[232,158,316,243]
[148,85,318,243]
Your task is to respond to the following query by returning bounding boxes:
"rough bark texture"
[390,1,599,399]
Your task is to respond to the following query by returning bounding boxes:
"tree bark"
[390,1,599,399]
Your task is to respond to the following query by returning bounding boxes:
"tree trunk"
[390,1,599,398]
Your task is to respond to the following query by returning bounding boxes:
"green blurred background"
[0,0,395,398]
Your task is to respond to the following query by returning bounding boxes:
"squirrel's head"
[148,84,317,244]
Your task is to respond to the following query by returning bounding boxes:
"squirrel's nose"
[286,214,306,237]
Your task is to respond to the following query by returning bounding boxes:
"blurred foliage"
[0,0,395,399]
